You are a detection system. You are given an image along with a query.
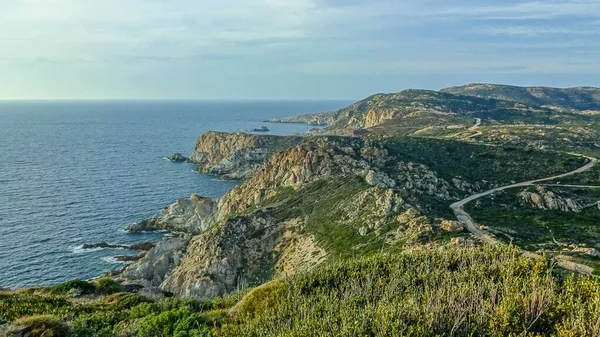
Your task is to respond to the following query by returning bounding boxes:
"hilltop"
[442,83,600,112]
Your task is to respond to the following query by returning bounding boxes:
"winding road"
[462,118,482,140]
[450,154,598,274]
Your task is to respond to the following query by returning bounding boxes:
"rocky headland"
[186,131,302,180]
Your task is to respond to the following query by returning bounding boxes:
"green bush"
[51,280,95,295]
[4,246,600,337]
[94,277,122,295]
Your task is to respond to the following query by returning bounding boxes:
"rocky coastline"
[113,131,479,300]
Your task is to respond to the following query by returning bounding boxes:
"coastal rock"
[119,236,190,288]
[161,213,284,300]
[81,242,155,251]
[252,125,270,132]
[520,186,582,212]
[187,131,303,180]
[266,111,337,126]
[127,194,217,234]
[167,153,188,162]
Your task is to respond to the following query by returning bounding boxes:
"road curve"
[462,118,482,140]
[450,154,598,274]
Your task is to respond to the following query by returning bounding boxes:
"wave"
[70,245,103,254]
[102,256,132,265]
[70,243,131,254]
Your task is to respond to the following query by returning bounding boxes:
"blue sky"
[1,0,599,99]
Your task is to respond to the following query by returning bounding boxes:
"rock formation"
[127,194,217,234]
[167,153,188,162]
[267,111,337,125]
[118,236,190,288]
[187,131,302,180]
[520,186,582,212]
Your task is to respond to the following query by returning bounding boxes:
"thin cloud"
[477,25,600,36]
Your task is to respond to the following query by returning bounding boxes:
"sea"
[0,100,349,288]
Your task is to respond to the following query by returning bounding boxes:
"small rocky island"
[167,153,187,162]
[252,125,270,132]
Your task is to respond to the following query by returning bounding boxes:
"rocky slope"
[442,83,600,112]
[314,90,554,130]
[187,131,303,180]
[127,194,217,234]
[121,134,484,300]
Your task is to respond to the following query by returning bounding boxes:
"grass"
[382,138,586,185]
[218,245,600,337]
[466,187,600,252]
[257,177,398,259]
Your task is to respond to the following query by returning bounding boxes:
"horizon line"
[0,97,355,102]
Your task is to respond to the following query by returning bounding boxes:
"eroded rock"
[127,194,217,234]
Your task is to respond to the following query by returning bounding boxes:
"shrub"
[51,280,95,296]
[94,277,122,295]
[8,315,69,337]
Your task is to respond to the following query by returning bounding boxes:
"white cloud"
[439,0,600,20]
[476,25,600,36]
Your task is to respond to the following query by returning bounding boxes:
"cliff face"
[127,194,217,234]
[187,131,302,180]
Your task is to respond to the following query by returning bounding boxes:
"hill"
[442,83,600,112]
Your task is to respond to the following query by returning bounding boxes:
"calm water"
[0,100,349,288]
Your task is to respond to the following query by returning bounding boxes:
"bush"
[8,315,69,337]
[105,293,152,311]
[94,277,122,295]
[51,280,95,296]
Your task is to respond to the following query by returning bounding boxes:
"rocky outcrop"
[252,125,270,132]
[81,242,155,251]
[216,137,390,217]
[187,132,303,180]
[267,111,337,126]
[118,236,190,288]
[127,194,217,234]
[520,186,582,212]
[167,153,187,162]
[161,212,284,299]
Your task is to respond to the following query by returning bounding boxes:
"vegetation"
[466,187,600,255]
[257,177,391,258]
[3,246,600,336]
[382,138,585,185]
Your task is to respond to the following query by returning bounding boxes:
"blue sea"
[0,100,349,288]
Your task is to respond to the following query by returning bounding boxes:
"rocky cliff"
[127,194,217,234]
[187,132,303,180]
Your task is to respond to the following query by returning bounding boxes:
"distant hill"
[442,83,600,111]
[324,89,558,129]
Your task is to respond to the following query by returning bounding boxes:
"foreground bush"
[2,246,600,336]
[7,315,69,337]
[217,246,600,337]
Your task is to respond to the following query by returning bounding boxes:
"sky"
[1,0,599,100]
